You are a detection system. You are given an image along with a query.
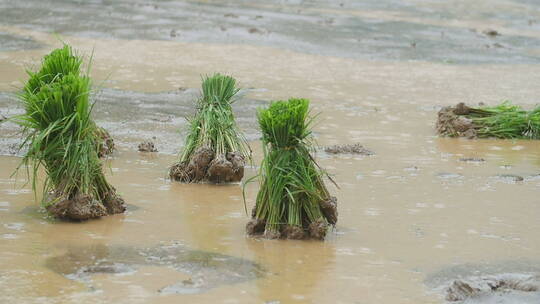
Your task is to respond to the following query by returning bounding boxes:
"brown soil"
[436,103,478,138]
[169,148,244,183]
[324,143,374,155]
[320,196,338,225]
[46,191,126,221]
[138,140,158,152]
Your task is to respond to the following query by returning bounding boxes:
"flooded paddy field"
[1,0,540,303]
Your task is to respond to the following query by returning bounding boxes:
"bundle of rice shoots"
[23,45,115,157]
[169,73,251,183]
[14,45,125,220]
[246,98,337,240]
[436,101,540,139]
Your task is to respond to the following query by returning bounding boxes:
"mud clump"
[245,218,266,236]
[283,225,306,240]
[320,196,338,225]
[46,191,126,221]
[493,174,524,183]
[324,143,373,155]
[308,219,328,240]
[138,140,158,152]
[445,275,540,302]
[482,29,501,37]
[459,157,485,163]
[170,148,245,183]
[436,103,478,138]
[446,280,480,301]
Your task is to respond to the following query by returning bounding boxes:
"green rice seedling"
[22,44,115,157]
[13,45,125,220]
[245,98,337,240]
[436,101,540,139]
[169,73,251,183]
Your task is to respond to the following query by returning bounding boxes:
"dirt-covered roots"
[169,148,245,183]
[246,208,332,240]
[320,196,338,225]
[46,191,126,221]
[436,103,478,138]
[95,127,115,158]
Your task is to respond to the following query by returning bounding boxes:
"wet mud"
[426,261,540,303]
[2,0,540,63]
[0,31,42,51]
[138,140,158,152]
[46,242,264,295]
[324,143,374,155]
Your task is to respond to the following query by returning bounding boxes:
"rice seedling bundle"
[246,98,337,240]
[169,73,250,183]
[14,45,125,220]
[23,45,115,156]
[436,101,540,139]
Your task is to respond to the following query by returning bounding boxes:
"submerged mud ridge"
[425,260,540,304]
[46,242,264,294]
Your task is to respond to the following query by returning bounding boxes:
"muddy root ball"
[47,193,108,221]
[308,219,328,240]
[207,153,245,183]
[263,229,281,239]
[436,105,477,138]
[320,196,338,225]
[283,225,306,240]
[103,191,127,214]
[188,147,214,181]
[169,162,193,182]
[245,219,266,236]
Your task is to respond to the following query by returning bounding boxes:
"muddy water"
[2,1,540,303]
